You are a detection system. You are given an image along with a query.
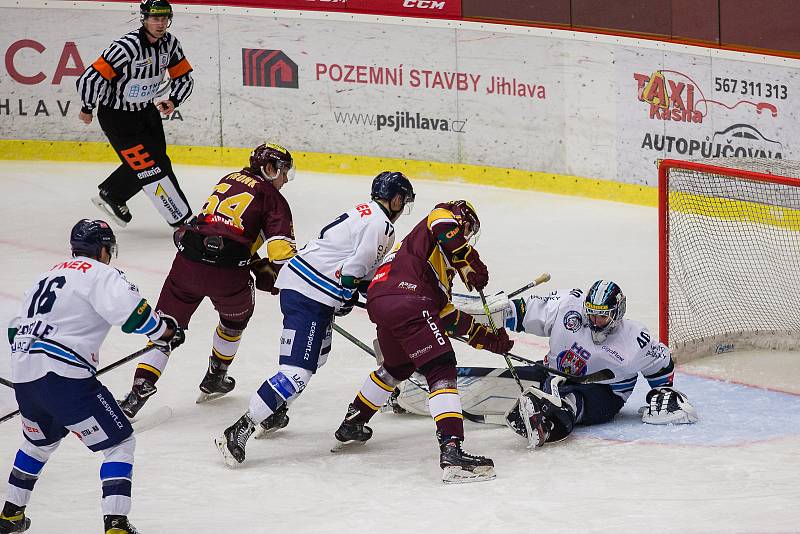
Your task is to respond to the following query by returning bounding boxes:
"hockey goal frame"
[658,158,800,356]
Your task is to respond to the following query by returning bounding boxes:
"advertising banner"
[615,47,799,184]
[2,4,798,186]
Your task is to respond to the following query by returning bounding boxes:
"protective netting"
[665,158,800,360]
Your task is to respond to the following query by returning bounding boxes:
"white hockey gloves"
[640,387,698,425]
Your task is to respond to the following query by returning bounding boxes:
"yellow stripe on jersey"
[426,246,454,295]
[426,207,457,231]
[370,372,395,392]
[357,392,380,411]
[434,412,464,422]
[429,388,459,398]
[215,326,241,342]
[137,363,161,378]
[267,238,297,263]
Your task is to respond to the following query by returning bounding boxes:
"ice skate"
[196,360,236,403]
[253,403,289,439]
[118,378,157,419]
[91,189,132,227]
[104,514,138,534]
[439,434,495,484]
[0,505,30,533]
[331,404,373,453]
[215,412,256,468]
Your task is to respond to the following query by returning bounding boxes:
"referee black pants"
[97,104,192,224]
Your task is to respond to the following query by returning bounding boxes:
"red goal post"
[658,158,800,361]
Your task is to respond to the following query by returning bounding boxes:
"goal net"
[659,158,800,361]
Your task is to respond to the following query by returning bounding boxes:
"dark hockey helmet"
[70,219,118,259]
[371,171,415,215]
[250,142,295,182]
[584,280,626,344]
[140,0,173,19]
[449,200,480,241]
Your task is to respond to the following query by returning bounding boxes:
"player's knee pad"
[270,365,313,405]
[102,435,136,464]
[218,319,246,336]
[374,366,402,389]
[20,439,59,464]
[418,351,457,390]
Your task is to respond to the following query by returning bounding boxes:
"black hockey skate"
[0,504,30,533]
[215,412,256,467]
[197,360,236,403]
[92,189,132,227]
[118,379,157,419]
[438,434,496,484]
[104,514,138,534]
[253,403,289,439]
[330,404,373,453]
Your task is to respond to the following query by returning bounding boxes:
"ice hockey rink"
[1,160,798,533]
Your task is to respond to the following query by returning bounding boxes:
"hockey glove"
[335,294,359,317]
[640,387,698,425]
[451,244,489,291]
[149,313,185,352]
[466,324,513,354]
[250,258,280,295]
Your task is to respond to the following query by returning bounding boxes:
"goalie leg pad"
[505,377,576,447]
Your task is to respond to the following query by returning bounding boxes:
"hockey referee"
[77,0,194,228]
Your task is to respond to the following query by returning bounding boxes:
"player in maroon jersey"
[118,142,297,418]
[331,200,514,484]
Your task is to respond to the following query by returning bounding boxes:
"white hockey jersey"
[276,201,395,310]
[9,257,162,383]
[513,288,673,400]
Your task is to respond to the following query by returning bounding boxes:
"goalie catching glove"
[640,387,698,425]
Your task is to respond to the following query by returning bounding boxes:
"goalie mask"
[449,200,481,244]
[584,280,626,344]
[250,142,295,182]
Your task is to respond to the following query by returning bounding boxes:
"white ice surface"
[0,161,798,533]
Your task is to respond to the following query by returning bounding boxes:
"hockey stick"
[332,323,429,392]
[452,272,552,301]
[451,334,614,384]
[0,376,12,389]
[0,345,151,424]
[478,288,525,392]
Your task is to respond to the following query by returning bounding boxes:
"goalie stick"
[452,272,552,301]
[0,345,151,424]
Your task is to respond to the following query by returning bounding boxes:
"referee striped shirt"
[76,27,194,113]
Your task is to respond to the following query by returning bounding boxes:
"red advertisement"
[169,0,461,19]
[346,0,461,19]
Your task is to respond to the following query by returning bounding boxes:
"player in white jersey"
[215,172,415,466]
[461,280,697,448]
[0,219,184,534]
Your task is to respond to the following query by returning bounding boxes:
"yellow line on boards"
[0,139,657,207]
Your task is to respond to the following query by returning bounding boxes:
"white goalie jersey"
[508,288,673,400]
[276,201,395,310]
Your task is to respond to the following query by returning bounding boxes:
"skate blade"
[253,426,281,440]
[90,196,128,228]
[330,439,368,453]
[214,436,242,469]
[196,390,230,404]
[442,465,496,484]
